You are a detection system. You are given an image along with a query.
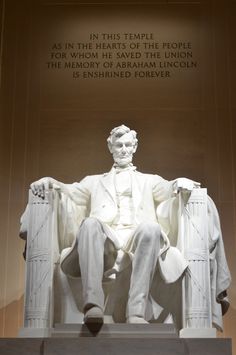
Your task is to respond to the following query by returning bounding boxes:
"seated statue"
[22,124,231,335]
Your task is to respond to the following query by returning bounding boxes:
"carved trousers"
[77,217,161,318]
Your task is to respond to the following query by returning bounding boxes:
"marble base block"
[180,327,217,338]
[0,337,232,355]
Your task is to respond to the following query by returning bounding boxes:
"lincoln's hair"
[107,124,138,151]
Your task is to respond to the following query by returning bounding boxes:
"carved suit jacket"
[64,167,173,224]
[59,168,188,284]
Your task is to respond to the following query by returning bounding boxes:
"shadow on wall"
[0,295,24,337]
[221,306,236,355]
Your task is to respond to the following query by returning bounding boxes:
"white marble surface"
[19,125,231,337]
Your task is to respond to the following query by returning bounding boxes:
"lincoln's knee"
[81,217,101,229]
[136,222,161,243]
[76,217,101,240]
[138,222,161,235]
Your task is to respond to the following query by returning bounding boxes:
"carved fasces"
[24,190,59,329]
[179,188,212,330]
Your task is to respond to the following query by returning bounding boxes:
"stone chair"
[18,188,219,337]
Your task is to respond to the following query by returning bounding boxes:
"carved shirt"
[111,169,136,247]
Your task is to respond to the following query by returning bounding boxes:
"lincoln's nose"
[121,146,127,154]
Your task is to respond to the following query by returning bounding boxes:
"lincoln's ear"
[133,143,138,153]
[108,144,113,154]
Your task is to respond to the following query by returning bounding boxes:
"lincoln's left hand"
[174,177,201,193]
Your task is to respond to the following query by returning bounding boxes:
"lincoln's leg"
[126,222,161,323]
[77,217,107,323]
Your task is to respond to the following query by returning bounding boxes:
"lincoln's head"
[107,124,138,167]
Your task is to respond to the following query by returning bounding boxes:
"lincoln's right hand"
[30,177,54,199]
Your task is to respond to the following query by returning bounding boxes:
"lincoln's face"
[110,132,137,167]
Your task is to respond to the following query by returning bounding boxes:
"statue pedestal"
[44,338,232,355]
[179,327,217,338]
[0,336,232,355]
[18,323,177,338]
[18,327,51,338]
[52,323,178,338]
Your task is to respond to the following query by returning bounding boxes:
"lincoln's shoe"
[84,306,104,325]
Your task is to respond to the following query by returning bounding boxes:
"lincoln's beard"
[113,154,133,167]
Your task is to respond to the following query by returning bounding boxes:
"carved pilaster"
[22,190,58,334]
[179,188,216,337]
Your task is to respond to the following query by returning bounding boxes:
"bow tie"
[113,164,137,174]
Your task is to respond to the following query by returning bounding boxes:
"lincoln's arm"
[30,177,64,198]
[30,176,90,206]
[152,175,175,202]
[152,175,201,203]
